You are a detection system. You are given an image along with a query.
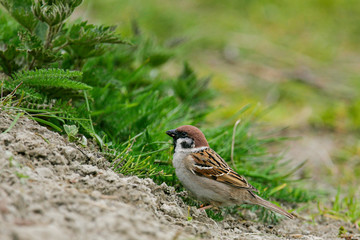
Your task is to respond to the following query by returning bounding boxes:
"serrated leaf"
[2,79,44,100]
[64,124,78,140]
[12,69,92,90]
[53,21,131,59]
[18,30,43,49]
[66,21,128,45]
[1,0,39,32]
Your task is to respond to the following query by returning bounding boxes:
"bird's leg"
[198,204,213,210]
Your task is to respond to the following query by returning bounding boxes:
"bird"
[166,125,294,219]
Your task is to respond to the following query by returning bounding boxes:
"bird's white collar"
[175,145,209,153]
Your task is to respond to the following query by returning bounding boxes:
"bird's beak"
[166,129,177,138]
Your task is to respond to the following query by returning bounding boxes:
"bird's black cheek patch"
[181,141,193,149]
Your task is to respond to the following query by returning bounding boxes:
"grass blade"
[30,117,63,132]
[1,112,24,134]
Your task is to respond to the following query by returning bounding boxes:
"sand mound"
[0,111,357,240]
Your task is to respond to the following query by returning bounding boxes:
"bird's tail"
[253,195,294,219]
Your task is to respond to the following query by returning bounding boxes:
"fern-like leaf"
[12,68,92,90]
[2,80,43,100]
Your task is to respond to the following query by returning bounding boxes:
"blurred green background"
[77,0,360,129]
[76,0,360,189]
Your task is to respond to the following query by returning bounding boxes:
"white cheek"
[175,139,181,150]
[175,138,194,152]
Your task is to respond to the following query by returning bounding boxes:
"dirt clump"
[0,111,358,240]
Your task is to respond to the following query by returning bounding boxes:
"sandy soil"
[0,111,358,240]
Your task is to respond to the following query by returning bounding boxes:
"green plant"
[63,124,78,141]
[12,69,90,90]
[7,156,29,184]
[0,0,127,136]
[318,188,360,228]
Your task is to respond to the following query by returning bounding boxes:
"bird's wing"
[187,148,258,192]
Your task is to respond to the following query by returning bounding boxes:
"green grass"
[318,188,360,228]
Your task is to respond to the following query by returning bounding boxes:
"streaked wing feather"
[190,148,258,192]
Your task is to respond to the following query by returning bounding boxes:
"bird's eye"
[179,131,187,137]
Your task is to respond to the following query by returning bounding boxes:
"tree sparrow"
[166,125,294,219]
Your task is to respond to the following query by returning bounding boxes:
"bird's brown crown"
[176,125,209,148]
